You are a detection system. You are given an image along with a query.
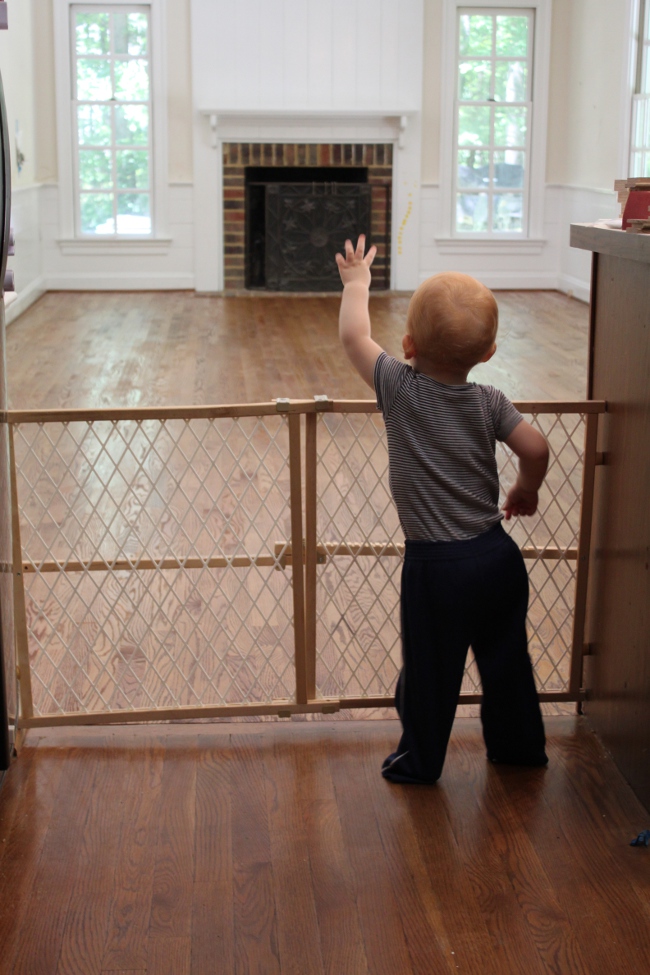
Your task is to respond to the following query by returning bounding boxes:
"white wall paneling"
[5,185,45,326]
[190,0,424,292]
[39,184,195,290]
[191,0,423,112]
[419,182,617,301]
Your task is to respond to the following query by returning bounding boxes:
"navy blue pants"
[382,523,547,784]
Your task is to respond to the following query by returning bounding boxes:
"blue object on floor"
[629,829,650,847]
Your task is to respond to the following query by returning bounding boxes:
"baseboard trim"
[4,277,47,325]
[419,271,561,290]
[557,273,591,304]
[44,273,195,290]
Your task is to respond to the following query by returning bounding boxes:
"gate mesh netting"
[314,409,586,702]
[13,416,296,716]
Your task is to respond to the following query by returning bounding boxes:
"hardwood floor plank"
[360,731,479,975]
[193,736,232,884]
[0,745,67,975]
[149,737,198,940]
[191,881,234,975]
[190,737,234,975]
[147,935,191,975]
[56,892,112,975]
[438,733,550,975]
[101,738,165,971]
[294,737,369,975]
[454,731,589,975]
[8,743,105,975]
[328,731,415,975]
[478,720,642,975]
[6,291,589,410]
[264,737,325,975]
[230,734,280,975]
[379,724,506,975]
[546,728,650,963]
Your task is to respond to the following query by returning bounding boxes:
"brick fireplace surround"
[222,142,393,291]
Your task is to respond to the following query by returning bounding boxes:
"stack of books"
[615,177,650,232]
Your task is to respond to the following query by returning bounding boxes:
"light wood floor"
[6,290,589,408]
[1,718,649,975]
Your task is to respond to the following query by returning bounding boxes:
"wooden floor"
[4,292,631,974]
[0,718,649,975]
[5,290,589,408]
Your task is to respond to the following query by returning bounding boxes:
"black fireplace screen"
[250,182,372,292]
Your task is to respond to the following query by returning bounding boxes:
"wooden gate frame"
[5,398,605,731]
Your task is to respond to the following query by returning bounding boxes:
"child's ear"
[480,343,497,363]
[402,333,416,360]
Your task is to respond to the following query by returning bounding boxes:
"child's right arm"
[502,420,549,519]
[336,235,383,390]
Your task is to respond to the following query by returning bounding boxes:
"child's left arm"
[336,235,384,390]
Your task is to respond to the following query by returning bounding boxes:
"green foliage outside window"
[74,8,151,235]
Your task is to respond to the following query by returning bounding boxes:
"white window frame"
[629,0,650,176]
[54,0,169,247]
[437,0,551,248]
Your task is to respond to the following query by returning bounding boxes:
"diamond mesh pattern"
[314,410,586,701]
[14,416,296,716]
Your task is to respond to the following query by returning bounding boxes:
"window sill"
[434,237,547,256]
[57,237,173,257]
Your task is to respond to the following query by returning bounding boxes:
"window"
[438,0,550,246]
[72,5,152,235]
[630,0,650,176]
[454,8,533,235]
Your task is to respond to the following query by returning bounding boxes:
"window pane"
[458,105,491,146]
[75,12,110,55]
[494,107,527,146]
[114,12,148,56]
[458,149,490,187]
[634,100,646,146]
[459,15,493,56]
[493,151,525,187]
[494,61,527,102]
[496,16,528,57]
[80,193,114,233]
[116,150,149,189]
[79,149,113,189]
[78,105,111,146]
[458,61,492,101]
[456,192,489,232]
[116,105,149,145]
[493,192,523,232]
[114,60,149,100]
[76,59,112,101]
[117,193,151,234]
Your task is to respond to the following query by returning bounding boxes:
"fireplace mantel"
[199,109,415,149]
[192,108,422,292]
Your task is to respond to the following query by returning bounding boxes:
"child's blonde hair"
[406,272,498,369]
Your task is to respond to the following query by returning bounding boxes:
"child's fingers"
[355,234,366,258]
[364,244,377,266]
[344,239,354,260]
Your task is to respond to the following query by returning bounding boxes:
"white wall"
[191,0,424,291]
[1,0,641,310]
[0,0,46,322]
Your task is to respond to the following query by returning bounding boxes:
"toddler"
[336,236,549,783]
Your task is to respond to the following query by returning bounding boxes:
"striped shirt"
[374,352,523,542]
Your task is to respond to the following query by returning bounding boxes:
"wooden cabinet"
[571,224,650,810]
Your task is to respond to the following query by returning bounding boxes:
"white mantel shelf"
[199,109,417,149]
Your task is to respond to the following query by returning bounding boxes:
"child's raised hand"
[335,235,377,287]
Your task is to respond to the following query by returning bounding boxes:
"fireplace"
[223,143,392,292]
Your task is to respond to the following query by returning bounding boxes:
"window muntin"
[454,9,534,235]
[630,0,650,177]
[72,6,152,235]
